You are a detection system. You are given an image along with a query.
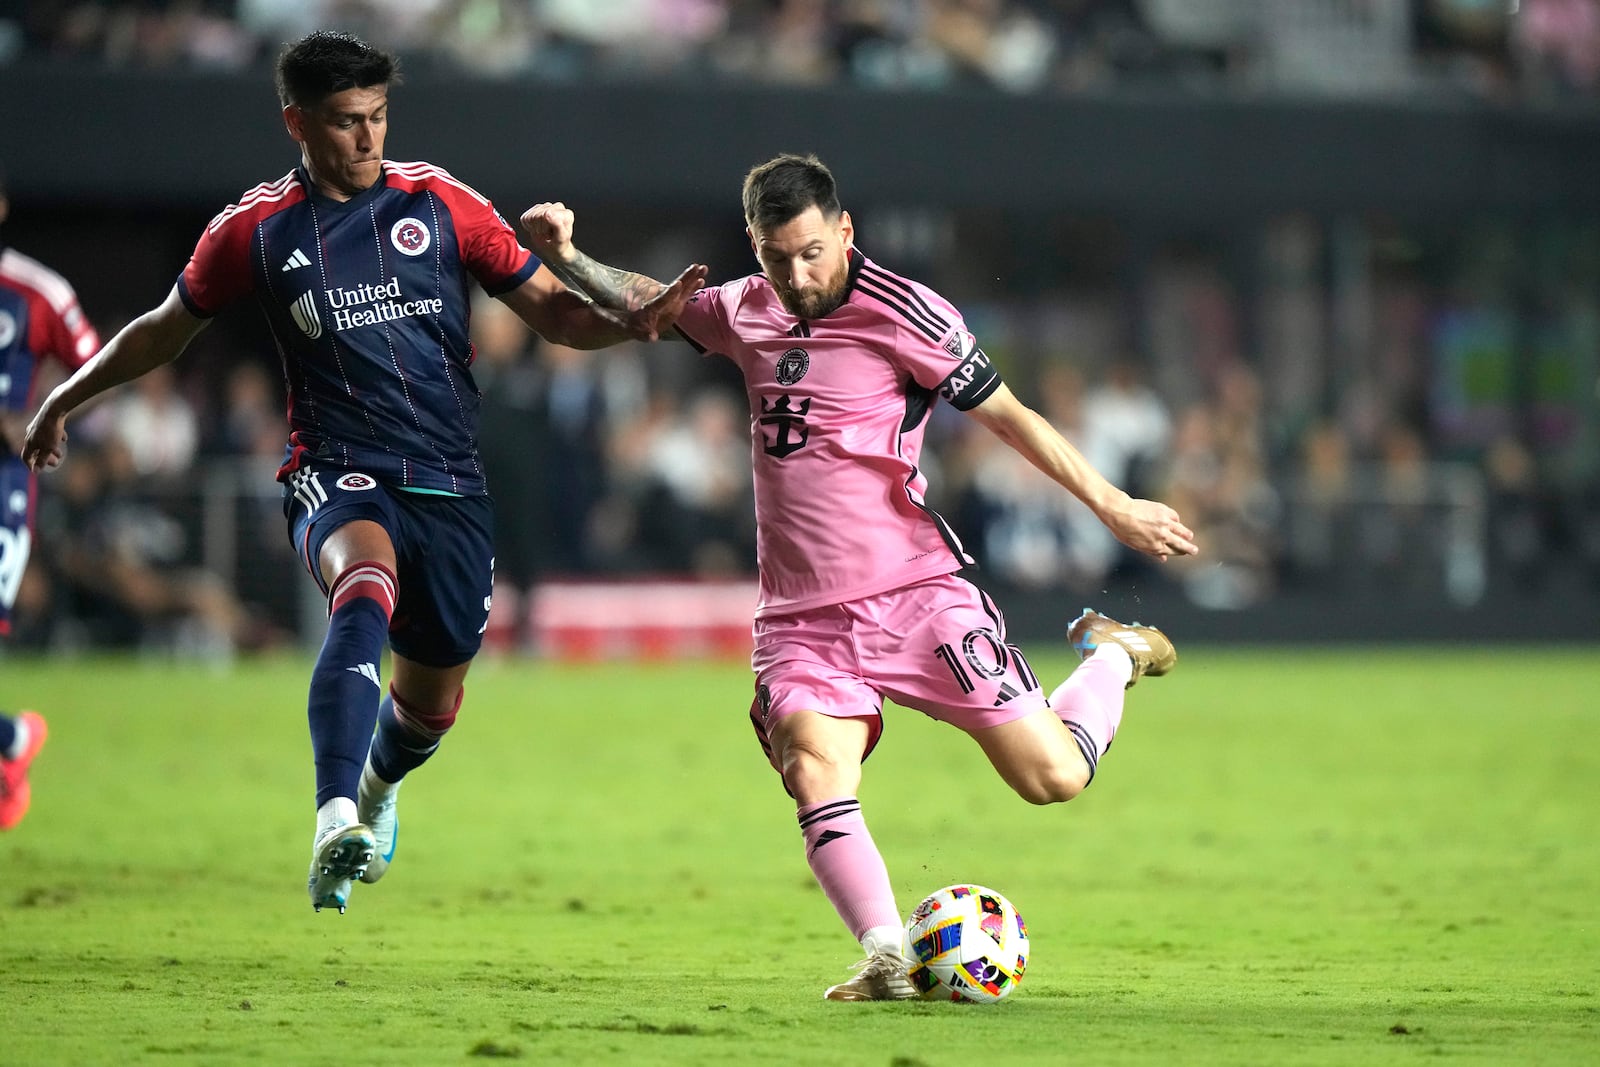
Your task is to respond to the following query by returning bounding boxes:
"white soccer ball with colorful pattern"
[905,884,1028,1002]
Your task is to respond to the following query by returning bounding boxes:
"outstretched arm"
[534,241,665,314]
[516,201,704,335]
[23,285,209,472]
[966,383,1198,562]
[497,258,704,350]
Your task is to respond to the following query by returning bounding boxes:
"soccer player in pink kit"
[522,153,1198,999]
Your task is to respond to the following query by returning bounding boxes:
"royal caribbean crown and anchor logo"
[761,347,813,459]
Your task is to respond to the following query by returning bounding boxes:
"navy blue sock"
[0,714,15,755]
[308,598,390,808]
[370,688,460,784]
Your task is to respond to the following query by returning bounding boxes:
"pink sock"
[797,798,901,942]
[1049,648,1131,782]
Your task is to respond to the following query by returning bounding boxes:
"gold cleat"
[823,951,919,1001]
[1067,609,1177,688]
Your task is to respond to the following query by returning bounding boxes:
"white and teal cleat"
[355,780,399,885]
[308,824,376,913]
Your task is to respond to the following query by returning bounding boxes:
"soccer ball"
[904,884,1029,1003]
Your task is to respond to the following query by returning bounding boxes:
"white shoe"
[307,823,375,913]
[356,778,399,885]
[823,950,919,1001]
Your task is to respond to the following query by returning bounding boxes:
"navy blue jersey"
[0,244,99,635]
[178,163,539,495]
[0,244,100,417]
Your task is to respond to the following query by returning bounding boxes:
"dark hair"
[275,31,399,109]
[742,153,841,232]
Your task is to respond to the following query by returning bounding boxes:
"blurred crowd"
[7,0,1600,102]
[5,1,1598,654]
[15,202,1599,659]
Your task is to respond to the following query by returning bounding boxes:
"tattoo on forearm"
[551,252,662,312]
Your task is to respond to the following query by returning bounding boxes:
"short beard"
[778,278,849,320]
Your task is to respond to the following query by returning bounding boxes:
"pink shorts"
[747,573,1048,773]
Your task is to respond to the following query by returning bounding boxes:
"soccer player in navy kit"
[22,32,706,912]
[0,164,101,831]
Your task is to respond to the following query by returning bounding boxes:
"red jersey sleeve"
[178,202,260,318]
[27,276,100,371]
[428,171,537,296]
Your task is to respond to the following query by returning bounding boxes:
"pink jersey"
[675,250,1003,617]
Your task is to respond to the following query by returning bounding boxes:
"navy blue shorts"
[283,467,495,668]
[0,458,35,635]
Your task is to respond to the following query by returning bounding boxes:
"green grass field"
[2,647,1596,1066]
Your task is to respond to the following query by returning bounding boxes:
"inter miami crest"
[776,347,810,385]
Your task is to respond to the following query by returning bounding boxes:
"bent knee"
[1010,763,1091,806]
[782,743,857,794]
[774,732,864,801]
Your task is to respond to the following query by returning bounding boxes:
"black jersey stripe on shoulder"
[860,263,950,334]
[856,267,949,340]
[854,275,946,343]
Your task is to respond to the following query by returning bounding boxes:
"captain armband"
[938,344,1003,411]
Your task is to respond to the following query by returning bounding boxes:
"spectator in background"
[1081,357,1171,499]
[744,0,840,83]
[1159,364,1278,609]
[472,292,549,602]
[473,292,619,649]
[203,358,304,641]
[1283,418,1357,593]
[209,360,287,462]
[1515,0,1600,98]
[19,0,1600,102]
[926,0,1057,91]
[104,361,199,479]
[955,415,1068,587]
[960,362,1125,589]
[425,0,544,76]
[1482,433,1549,591]
[31,437,258,657]
[638,385,755,576]
[1413,0,1516,96]
[1360,420,1435,595]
